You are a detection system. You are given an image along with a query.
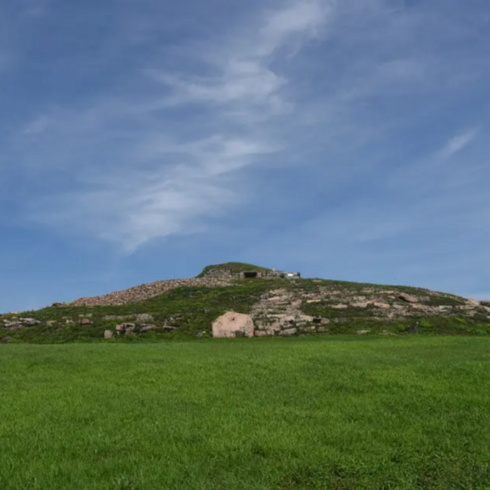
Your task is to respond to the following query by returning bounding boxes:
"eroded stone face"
[212,312,255,338]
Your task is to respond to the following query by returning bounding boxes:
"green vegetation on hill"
[1,337,490,489]
[0,280,285,343]
[197,261,272,277]
[1,277,489,343]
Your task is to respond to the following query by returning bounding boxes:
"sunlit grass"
[1,337,489,489]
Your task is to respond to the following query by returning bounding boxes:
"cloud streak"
[438,130,478,159]
[4,0,490,261]
[21,0,335,251]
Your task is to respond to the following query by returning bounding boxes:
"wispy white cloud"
[437,129,478,159]
[23,0,336,251]
[22,114,51,135]
[149,0,332,113]
[7,0,490,264]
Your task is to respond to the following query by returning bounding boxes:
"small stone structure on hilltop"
[203,267,301,279]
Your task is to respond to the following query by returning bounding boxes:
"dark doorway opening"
[243,271,259,278]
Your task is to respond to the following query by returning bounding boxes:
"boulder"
[212,312,254,338]
[80,318,93,326]
[481,301,490,307]
[140,325,156,333]
[299,315,315,323]
[116,323,135,332]
[352,302,369,308]
[438,306,453,312]
[104,330,114,339]
[1,336,12,343]
[356,330,370,335]
[399,293,418,303]
[20,318,41,326]
[279,328,297,337]
[268,296,285,302]
[467,299,480,307]
[372,302,391,309]
[411,304,430,311]
[4,322,23,330]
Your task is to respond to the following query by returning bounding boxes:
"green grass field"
[1,337,489,489]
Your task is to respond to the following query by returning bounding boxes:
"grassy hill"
[1,262,489,343]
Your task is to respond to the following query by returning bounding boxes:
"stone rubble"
[250,289,327,337]
[70,277,233,306]
[242,285,487,337]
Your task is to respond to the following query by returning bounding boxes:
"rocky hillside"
[70,276,233,306]
[1,263,489,343]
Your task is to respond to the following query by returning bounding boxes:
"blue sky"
[1,0,490,312]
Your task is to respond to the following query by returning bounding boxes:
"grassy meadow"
[1,337,489,489]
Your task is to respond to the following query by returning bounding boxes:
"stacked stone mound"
[70,277,232,306]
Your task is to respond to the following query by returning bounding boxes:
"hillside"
[1,262,490,343]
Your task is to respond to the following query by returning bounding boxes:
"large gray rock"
[4,322,23,330]
[19,318,41,326]
[212,312,254,338]
[104,330,114,339]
